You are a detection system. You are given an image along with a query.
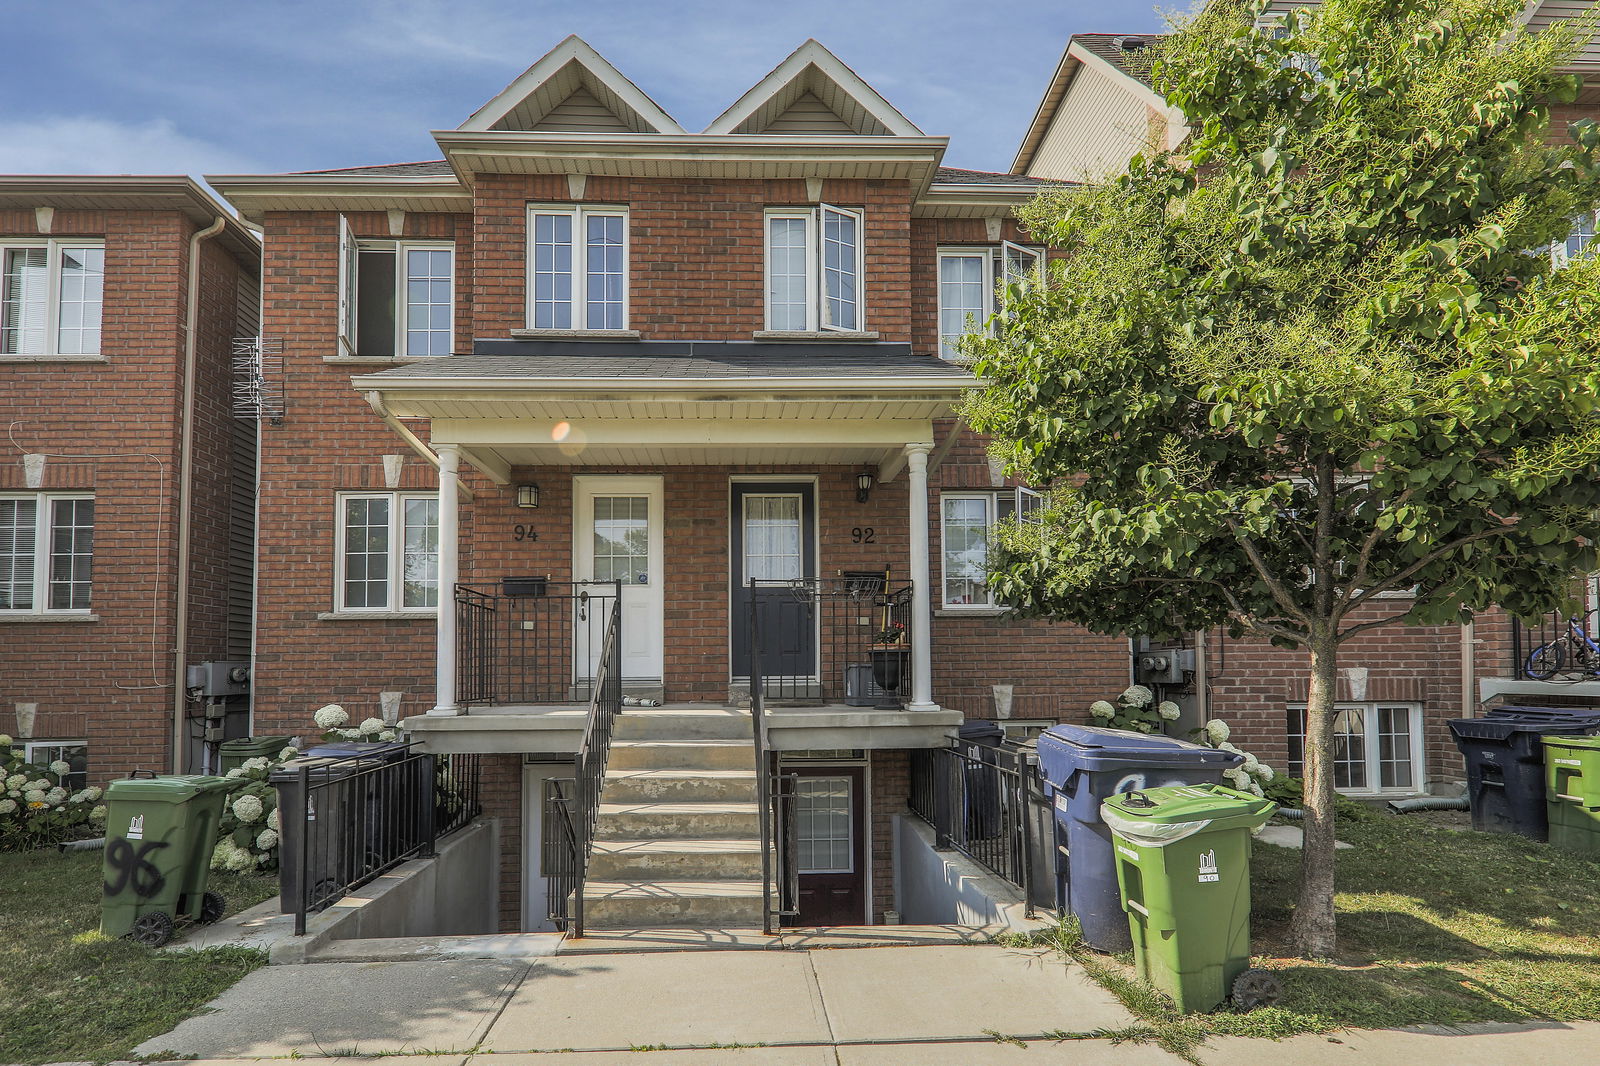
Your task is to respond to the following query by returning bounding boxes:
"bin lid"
[1542,734,1600,754]
[105,773,233,800]
[1037,725,1242,783]
[1448,714,1600,743]
[303,741,408,761]
[1100,783,1277,847]
[219,735,293,753]
[268,755,358,782]
[958,720,1006,745]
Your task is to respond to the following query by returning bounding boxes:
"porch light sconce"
[856,470,875,503]
[516,483,541,509]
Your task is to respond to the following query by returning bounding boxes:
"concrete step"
[608,740,756,771]
[602,768,757,803]
[580,879,765,928]
[306,933,562,964]
[587,837,766,881]
[614,707,754,742]
[594,801,760,839]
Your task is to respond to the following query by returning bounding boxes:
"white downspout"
[172,215,229,774]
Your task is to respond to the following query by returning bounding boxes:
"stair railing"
[565,589,624,938]
[751,587,801,934]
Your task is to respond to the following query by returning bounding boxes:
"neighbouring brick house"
[0,177,260,783]
[1013,7,1600,796]
[208,36,1135,932]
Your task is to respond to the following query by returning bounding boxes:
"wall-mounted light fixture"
[516,483,541,509]
[856,470,875,503]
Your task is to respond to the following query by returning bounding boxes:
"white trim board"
[459,35,684,134]
[704,40,924,137]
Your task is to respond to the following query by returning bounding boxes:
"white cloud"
[0,116,259,177]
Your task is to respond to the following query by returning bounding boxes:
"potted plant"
[869,622,909,702]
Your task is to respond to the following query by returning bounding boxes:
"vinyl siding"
[1026,59,1161,181]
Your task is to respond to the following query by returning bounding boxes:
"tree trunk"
[1289,628,1340,958]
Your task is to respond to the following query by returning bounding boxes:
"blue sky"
[2,0,1169,179]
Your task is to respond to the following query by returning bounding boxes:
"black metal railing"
[909,743,1045,913]
[543,595,623,936]
[278,744,482,935]
[1511,608,1600,682]
[748,578,914,705]
[457,580,622,705]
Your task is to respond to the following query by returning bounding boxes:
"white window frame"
[763,204,866,332]
[0,239,106,358]
[936,242,1043,360]
[0,493,94,614]
[1552,210,1597,269]
[22,740,88,789]
[333,492,441,614]
[1286,702,1426,797]
[335,219,455,358]
[524,203,631,331]
[939,487,1042,610]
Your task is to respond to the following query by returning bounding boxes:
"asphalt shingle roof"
[1073,32,1167,88]
[365,342,974,383]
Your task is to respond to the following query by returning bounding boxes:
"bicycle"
[1524,612,1600,680]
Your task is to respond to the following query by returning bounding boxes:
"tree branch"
[1344,527,1510,609]
[1224,514,1313,624]
[1343,484,1416,609]
[1122,576,1309,645]
[1337,609,1423,641]
[1313,455,1337,619]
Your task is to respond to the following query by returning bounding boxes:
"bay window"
[1,240,104,357]
[335,493,440,612]
[764,205,864,332]
[526,204,629,330]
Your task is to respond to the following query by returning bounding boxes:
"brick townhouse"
[0,177,260,783]
[1012,3,1600,795]
[207,36,1135,932]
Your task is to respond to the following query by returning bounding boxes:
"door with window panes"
[574,477,663,685]
[788,766,866,926]
[730,482,816,682]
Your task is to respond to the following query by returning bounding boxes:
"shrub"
[0,735,104,851]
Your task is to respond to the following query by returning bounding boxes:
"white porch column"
[429,445,462,716]
[905,443,938,712]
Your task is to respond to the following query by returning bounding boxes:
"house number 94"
[512,524,538,542]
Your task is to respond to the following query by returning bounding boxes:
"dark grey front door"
[730,482,816,680]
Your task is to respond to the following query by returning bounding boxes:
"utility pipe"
[1388,795,1470,814]
[172,216,228,774]
[363,391,472,502]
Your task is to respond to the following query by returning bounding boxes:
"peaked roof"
[1073,33,1165,88]
[1011,32,1168,174]
[703,39,924,137]
[458,35,685,134]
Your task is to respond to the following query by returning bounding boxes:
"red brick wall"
[0,208,252,783]
[869,748,908,923]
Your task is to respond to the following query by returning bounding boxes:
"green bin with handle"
[100,771,235,946]
[1100,783,1279,1014]
[218,735,294,774]
[1543,735,1600,856]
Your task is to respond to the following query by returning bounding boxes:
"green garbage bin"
[100,771,234,946]
[1100,784,1279,1013]
[218,735,294,774]
[1543,735,1600,856]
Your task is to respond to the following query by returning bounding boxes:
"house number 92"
[512,524,538,542]
[851,527,875,544]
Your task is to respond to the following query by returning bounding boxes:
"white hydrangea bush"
[1195,719,1274,798]
[0,736,104,850]
[1084,684,1170,734]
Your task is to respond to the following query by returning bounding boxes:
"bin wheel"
[129,911,174,948]
[199,891,226,925]
[1231,968,1283,1010]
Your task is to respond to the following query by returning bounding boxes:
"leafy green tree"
[966,0,1600,957]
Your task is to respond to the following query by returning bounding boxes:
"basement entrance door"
[574,476,664,685]
[789,766,867,926]
[730,481,817,683]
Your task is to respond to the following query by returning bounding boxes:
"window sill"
[0,613,99,623]
[936,607,1012,618]
[753,331,881,342]
[510,329,642,340]
[316,610,438,621]
[0,354,108,364]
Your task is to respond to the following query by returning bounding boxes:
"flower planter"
[869,645,910,704]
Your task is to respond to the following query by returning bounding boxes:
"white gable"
[460,35,684,134]
[704,40,924,137]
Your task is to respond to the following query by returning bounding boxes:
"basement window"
[1285,703,1424,795]
[337,217,454,358]
[1,240,104,357]
[22,740,88,790]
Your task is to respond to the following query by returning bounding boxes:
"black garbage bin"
[958,720,1008,839]
[302,741,427,872]
[268,756,357,915]
[1448,706,1600,840]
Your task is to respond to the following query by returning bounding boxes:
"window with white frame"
[525,204,629,330]
[764,205,864,332]
[336,218,454,358]
[335,493,440,612]
[1286,703,1424,794]
[936,243,1042,359]
[940,487,1042,608]
[23,740,87,790]
[0,494,94,613]
[1553,211,1597,268]
[1,240,104,357]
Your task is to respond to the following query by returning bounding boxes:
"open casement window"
[764,204,864,331]
[1,240,105,357]
[936,244,1044,359]
[1286,703,1425,795]
[1553,211,1597,268]
[939,487,1042,608]
[0,494,94,613]
[526,204,629,331]
[335,493,440,612]
[337,220,455,359]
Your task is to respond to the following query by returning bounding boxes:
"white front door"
[573,476,664,683]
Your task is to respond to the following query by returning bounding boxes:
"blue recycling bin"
[1447,706,1600,841]
[1037,725,1243,952]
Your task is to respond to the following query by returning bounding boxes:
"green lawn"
[1025,810,1600,1062]
[0,848,278,1065]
